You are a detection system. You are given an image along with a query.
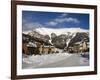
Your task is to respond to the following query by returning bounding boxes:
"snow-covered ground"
[22,53,89,69]
[22,53,72,68]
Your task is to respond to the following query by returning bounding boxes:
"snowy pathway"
[22,53,72,69]
[22,53,89,69]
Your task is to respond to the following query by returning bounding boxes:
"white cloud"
[22,20,44,31]
[55,17,80,23]
[46,21,57,26]
[23,14,80,30]
[46,14,80,26]
[59,13,68,18]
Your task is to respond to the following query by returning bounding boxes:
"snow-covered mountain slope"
[33,27,88,36]
[23,27,89,36]
[66,33,76,47]
[23,30,31,35]
[22,27,89,49]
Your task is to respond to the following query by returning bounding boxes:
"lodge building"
[22,42,57,55]
[67,38,89,53]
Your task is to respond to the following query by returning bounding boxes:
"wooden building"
[22,42,38,55]
[22,42,57,55]
[68,39,89,53]
[38,44,57,54]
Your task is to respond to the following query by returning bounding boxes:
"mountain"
[68,32,89,47]
[23,27,89,49]
[23,27,88,36]
[23,31,51,45]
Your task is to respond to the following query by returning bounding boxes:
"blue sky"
[22,11,89,31]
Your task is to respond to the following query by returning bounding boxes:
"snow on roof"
[87,42,89,44]
[43,45,55,48]
[68,47,73,48]
[75,42,82,44]
[27,42,37,47]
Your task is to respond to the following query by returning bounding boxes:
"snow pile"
[79,52,89,65]
[23,53,72,68]
[79,57,89,65]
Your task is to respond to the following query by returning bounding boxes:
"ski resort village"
[22,28,89,68]
[22,11,89,69]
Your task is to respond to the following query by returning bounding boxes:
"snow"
[22,53,89,69]
[35,27,89,36]
[22,53,72,68]
[22,27,89,68]
[49,39,53,45]
[23,27,89,36]
[79,53,89,65]
[22,27,88,47]
[66,33,76,47]
[23,30,31,34]
[79,57,89,65]
[27,42,37,47]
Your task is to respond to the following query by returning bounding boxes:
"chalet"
[42,46,56,54]
[22,42,57,55]
[67,47,74,53]
[22,42,38,55]
[74,42,81,53]
[38,44,57,54]
[22,43,28,55]
[68,39,89,53]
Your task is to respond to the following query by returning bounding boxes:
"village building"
[42,45,56,54]
[68,38,89,53]
[22,43,28,55]
[22,41,57,55]
[22,42,37,55]
[38,43,57,54]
